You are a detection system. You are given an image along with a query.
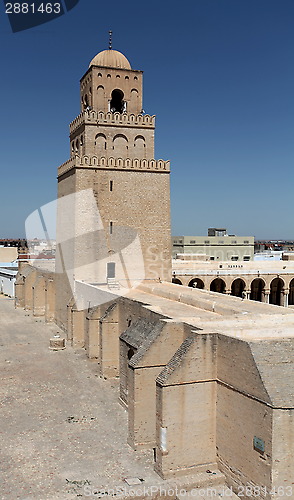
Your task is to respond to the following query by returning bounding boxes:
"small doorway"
[107,262,116,279]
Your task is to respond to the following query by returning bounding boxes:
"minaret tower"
[56,39,171,326]
[71,38,154,159]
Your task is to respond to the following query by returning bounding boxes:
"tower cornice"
[69,110,155,136]
[58,155,170,178]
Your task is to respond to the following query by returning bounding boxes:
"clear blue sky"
[0,0,293,239]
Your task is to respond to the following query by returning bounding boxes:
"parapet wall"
[69,110,155,135]
[58,154,170,177]
[15,263,55,322]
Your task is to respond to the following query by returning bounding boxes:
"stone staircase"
[107,277,120,289]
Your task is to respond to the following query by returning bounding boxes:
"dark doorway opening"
[107,262,115,279]
[269,278,284,306]
[188,278,204,289]
[250,278,265,302]
[172,278,182,285]
[210,278,226,293]
[110,89,124,113]
[231,278,245,298]
[289,279,294,305]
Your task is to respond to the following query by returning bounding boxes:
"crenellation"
[69,110,156,135]
[58,154,170,177]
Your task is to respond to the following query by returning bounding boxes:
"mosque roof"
[89,49,131,70]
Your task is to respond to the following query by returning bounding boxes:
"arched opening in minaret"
[134,135,146,158]
[110,89,124,113]
[83,94,89,110]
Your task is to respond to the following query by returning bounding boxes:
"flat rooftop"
[130,282,294,340]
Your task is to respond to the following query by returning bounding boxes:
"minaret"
[71,42,153,159]
[55,40,171,327]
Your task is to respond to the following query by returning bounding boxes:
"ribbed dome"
[89,49,131,70]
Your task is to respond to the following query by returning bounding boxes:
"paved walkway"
[0,297,162,499]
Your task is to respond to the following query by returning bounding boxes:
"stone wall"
[155,334,218,478]
[15,264,55,322]
[14,270,294,496]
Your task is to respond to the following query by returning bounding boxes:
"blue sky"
[0,0,293,239]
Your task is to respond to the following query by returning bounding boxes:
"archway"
[134,135,146,158]
[210,278,226,294]
[188,278,204,289]
[172,278,182,285]
[250,278,265,302]
[231,278,245,298]
[113,134,128,156]
[95,133,107,155]
[289,279,294,306]
[269,278,284,306]
[110,89,124,113]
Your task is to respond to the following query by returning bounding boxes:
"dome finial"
[109,30,112,50]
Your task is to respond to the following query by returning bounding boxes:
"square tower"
[56,47,171,327]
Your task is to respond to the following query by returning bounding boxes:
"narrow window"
[110,180,113,192]
[109,221,113,234]
[84,94,89,109]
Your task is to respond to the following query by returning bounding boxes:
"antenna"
[109,30,112,50]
